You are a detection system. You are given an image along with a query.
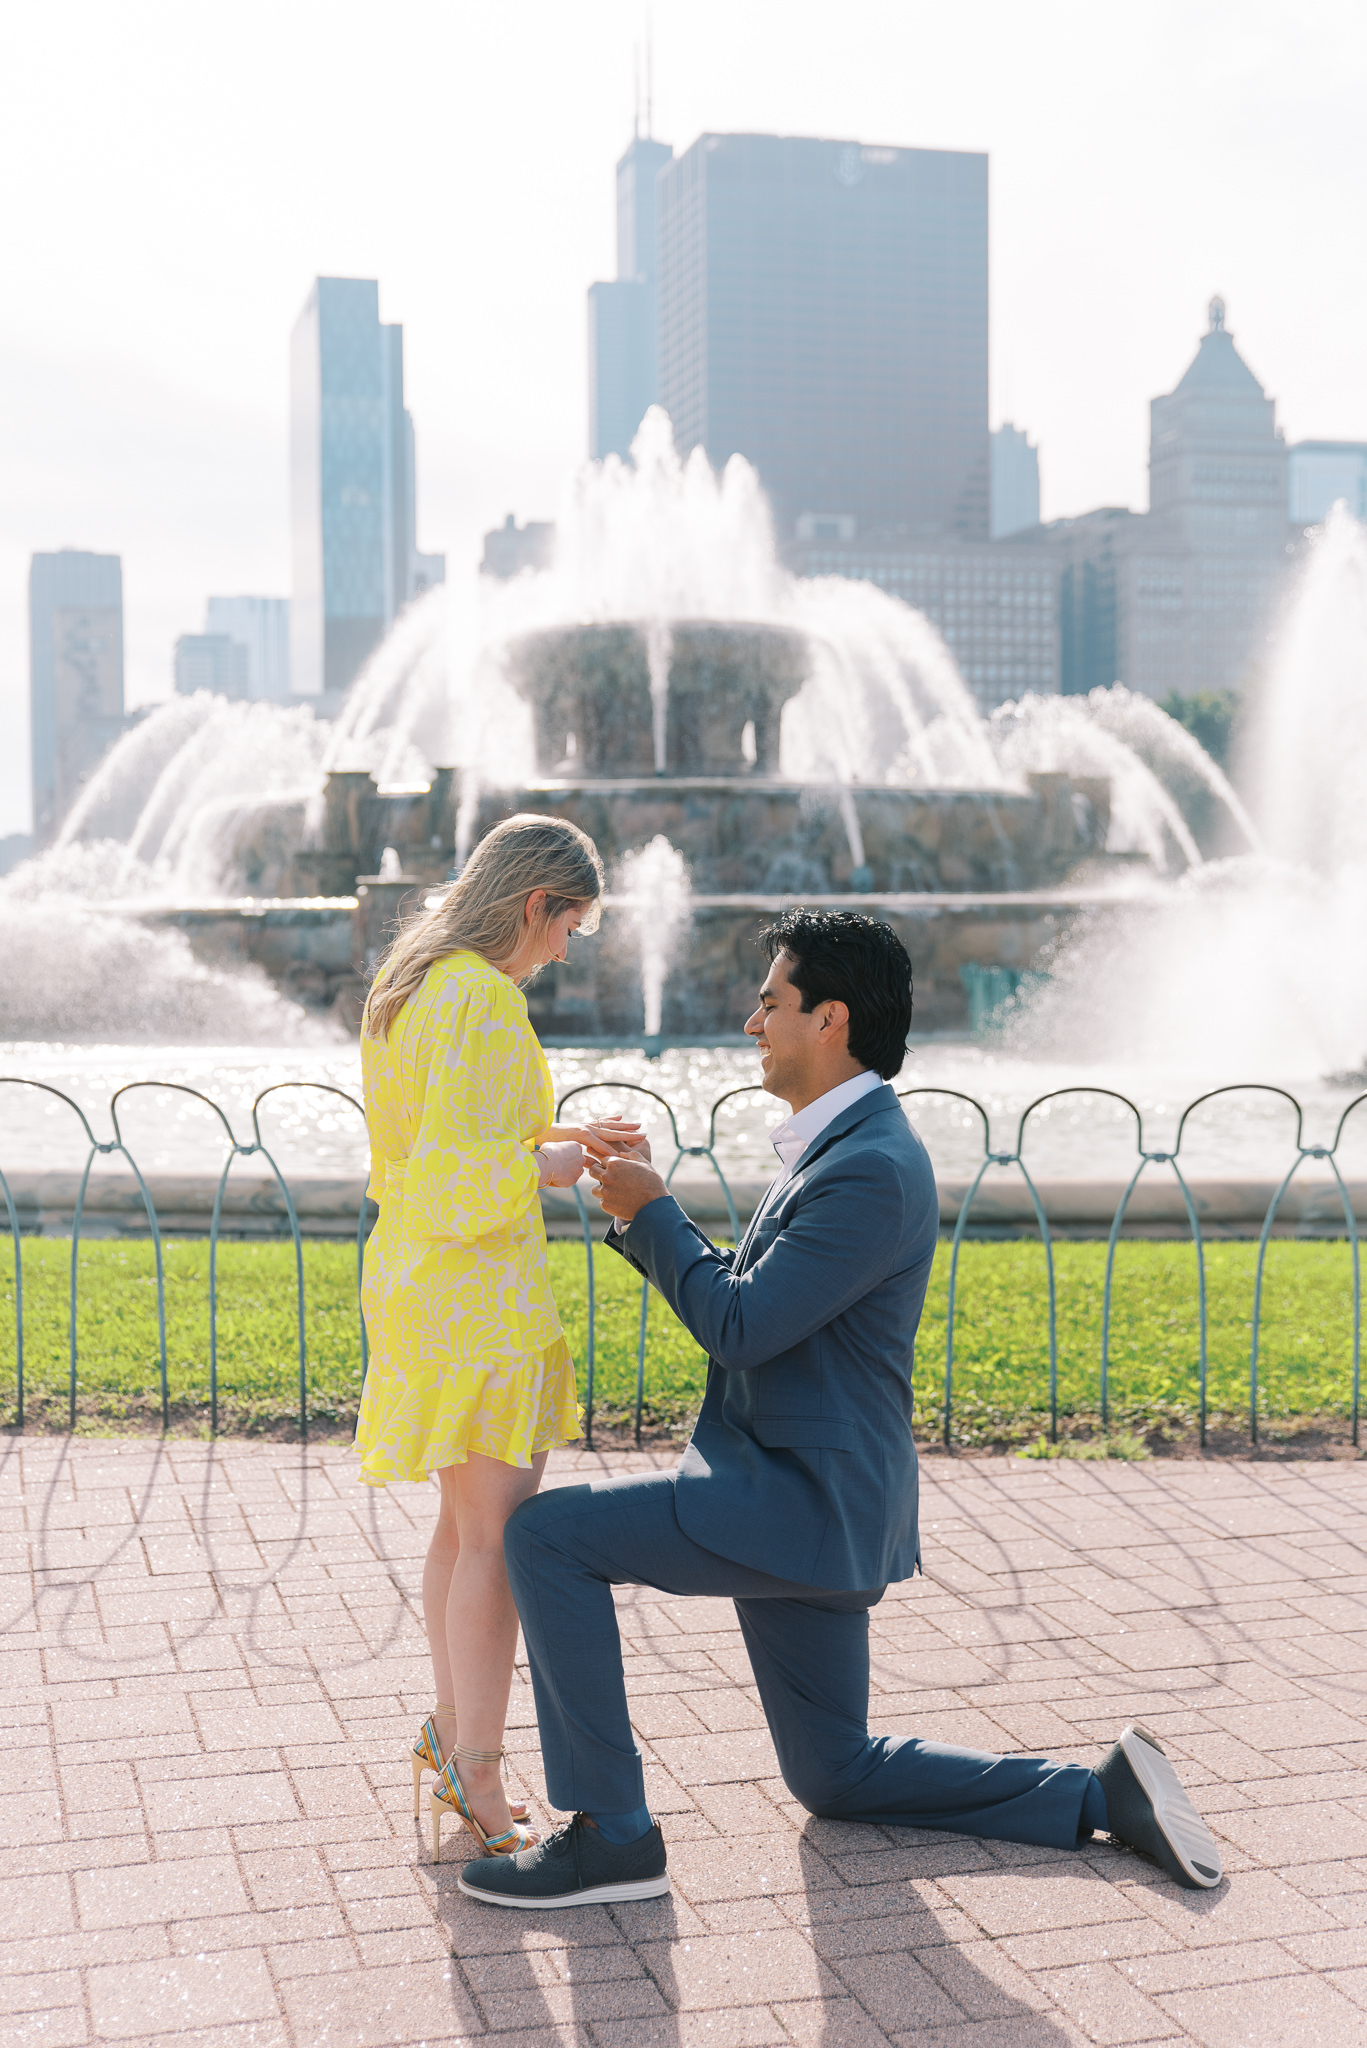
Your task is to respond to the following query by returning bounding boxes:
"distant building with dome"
[1009,297,1297,697]
[790,298,1303,705]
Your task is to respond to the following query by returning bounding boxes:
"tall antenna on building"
[632,42,640,139]
[645,11,654,138]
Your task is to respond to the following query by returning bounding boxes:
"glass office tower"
[29,548,124,842]
[290,279,434,699]
[656,135,990,542]
[204,596,291,701]
[588,135,674,459]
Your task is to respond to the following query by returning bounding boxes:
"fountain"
[1010,508,1367,1078]
[2,410,1264,1046]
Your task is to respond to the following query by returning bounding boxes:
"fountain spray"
[616,835,692,1051]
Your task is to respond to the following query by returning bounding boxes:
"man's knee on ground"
[778,1754,867,1819]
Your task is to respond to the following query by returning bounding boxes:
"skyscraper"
[204,596,291,700]
[174,634,250,699]
[991,425,1041,538]
[29,548,124,842]
[290,279,442,700]
[655,135,990,541]
[1018,299,1294,696]
[587,134,674,459]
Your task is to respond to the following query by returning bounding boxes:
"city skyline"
[2,0,1365,835]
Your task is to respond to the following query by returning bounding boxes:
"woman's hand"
[536,1141,586,1189]
[581,1117,652,1166]
[537,1118,643,1156]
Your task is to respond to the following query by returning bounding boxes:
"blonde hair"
[364,813,604,1039]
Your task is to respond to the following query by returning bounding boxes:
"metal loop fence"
[0,1075,369,1438]
[1,1072,1363,1451]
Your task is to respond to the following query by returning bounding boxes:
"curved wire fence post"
[1101,1160,1150,1433]
[942,1158,992,1449]
[117,1153,169,1430]
[1323,1154,1361,1450]
[1016,1087,1148,1446]
[113,1083,246,1436]
[898,1090,994,1450]
[68,1151,99,1430]
[1167,1163,1210,1448]
[1249,1160,1305,1448]
[1331,1093,1367,1450]
[1177,1087,1308,1449]
[557,1082,686,1449]
[0,1167,23,1427]
[252,1082,369,1443]
[1014,1163,1059,1441]
[207,1156,235,1437]
[0,1080,105,1433]
[571,1182,597,1446]
[1100,1147,1209,1445]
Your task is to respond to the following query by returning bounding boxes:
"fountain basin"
[121,887,1145,1037]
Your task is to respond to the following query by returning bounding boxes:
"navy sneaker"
[1096,1723,1223,1889]
[457,1814,670,1910]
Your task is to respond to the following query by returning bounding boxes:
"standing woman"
[357,812,618,1860]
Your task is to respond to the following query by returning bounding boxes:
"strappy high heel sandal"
[431,1744,536,1863]
[411,1707,529,1822]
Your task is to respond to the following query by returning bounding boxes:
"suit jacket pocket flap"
[753,1416,855,1452]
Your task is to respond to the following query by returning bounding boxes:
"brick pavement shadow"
[428,1835,687,2036]
[796,1825,1077,2043]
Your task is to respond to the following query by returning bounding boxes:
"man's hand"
[589,1153,668,1223]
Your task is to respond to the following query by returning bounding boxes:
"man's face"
[744,951,823,1104]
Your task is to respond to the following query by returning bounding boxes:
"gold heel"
[411,1706,529,1823]
[411,1703,456,1818]
[431,1745,535,1863]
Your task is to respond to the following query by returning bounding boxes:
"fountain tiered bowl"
[208,620,1126,1039]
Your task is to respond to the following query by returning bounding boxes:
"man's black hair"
[759,908,913,1080]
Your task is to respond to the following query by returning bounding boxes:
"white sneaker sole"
[1122,1723,1222,1888]
[457,1871,671,1909]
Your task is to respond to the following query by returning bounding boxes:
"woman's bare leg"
[422,1450,548,1840]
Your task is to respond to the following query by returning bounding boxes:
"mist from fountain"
[616,835,692,1039]
[55,692,325,895]
[1010,508,1367,1076]
[0,842,325,1042]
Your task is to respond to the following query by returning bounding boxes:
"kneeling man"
[461,910,1222,1908]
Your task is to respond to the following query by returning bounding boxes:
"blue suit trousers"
[505,1470,1098,1852]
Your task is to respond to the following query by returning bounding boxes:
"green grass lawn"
[0,1236,1360,1449]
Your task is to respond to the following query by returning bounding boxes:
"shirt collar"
[769,1069,884,1171]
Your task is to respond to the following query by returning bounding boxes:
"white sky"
[2,0,1364,836]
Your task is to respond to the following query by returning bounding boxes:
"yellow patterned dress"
[354,948,581,1484]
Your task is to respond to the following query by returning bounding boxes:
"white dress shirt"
[763,1068,884,1174]
[610,1068,884,1239]
[748,1068,885,1232]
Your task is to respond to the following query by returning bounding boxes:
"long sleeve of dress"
[401,974,542,1244]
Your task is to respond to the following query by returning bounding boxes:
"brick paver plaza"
[4,1439,1367,2047]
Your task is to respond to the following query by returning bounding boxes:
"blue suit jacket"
[607,1083,939,1590]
